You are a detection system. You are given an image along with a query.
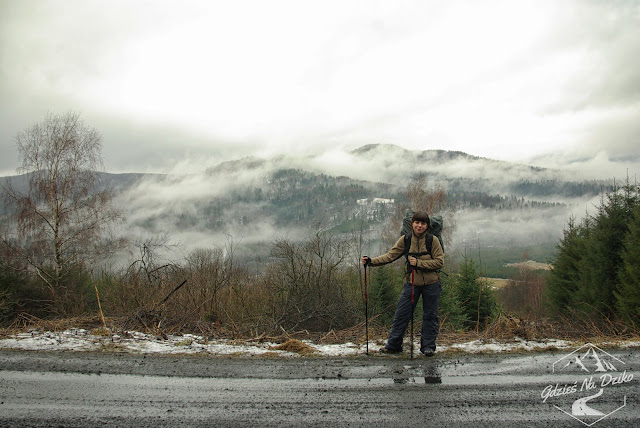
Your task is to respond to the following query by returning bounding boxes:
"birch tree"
[1,112,122,313]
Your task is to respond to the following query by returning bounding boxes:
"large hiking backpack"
[395,210,444,274]
[400,210,444,256]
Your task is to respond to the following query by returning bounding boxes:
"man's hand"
[408,256,418,266]
[361,256,371,266]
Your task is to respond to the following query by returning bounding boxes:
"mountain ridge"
[1,144,610,254]
[2,144,608,222]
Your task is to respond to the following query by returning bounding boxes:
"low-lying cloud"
[106,145,615,260]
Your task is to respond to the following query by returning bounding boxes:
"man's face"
[412,220,428,235]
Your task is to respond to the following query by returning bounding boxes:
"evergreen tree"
[454,256,496,330]
[546,217,588,313]
[616,205,640,323]
[576,183,638,317]
[439,273,465,330]
[368,264,402,327]
[548,180,639,320]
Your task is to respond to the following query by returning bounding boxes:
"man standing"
[362,211,444,357]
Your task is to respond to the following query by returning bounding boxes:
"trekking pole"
[410,267,415,360]
[364,264,369,356]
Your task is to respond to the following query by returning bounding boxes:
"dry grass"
[5,313,113,333]
[269,339,318,355]
[505,260,552,271]
[480,277,510,289]
[2,311,639,349]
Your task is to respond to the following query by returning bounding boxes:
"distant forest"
[126,168,606,234]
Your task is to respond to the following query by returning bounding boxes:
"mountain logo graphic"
[547,343,630,426]
[553,344,624,374]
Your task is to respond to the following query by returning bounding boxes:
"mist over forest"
[3,144,611,268]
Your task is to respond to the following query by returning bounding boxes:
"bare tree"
[382,174,456,247]
[1,112,122,311]
[265,230,356,331]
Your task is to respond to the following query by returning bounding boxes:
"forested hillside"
[3,142,631,337]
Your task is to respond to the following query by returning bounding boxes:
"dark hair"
[411,211,430,227]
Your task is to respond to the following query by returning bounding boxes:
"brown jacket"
[370,231,444,286]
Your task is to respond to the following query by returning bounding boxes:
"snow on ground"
[2,329,638,357]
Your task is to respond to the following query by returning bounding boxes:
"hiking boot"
[422,349,435,357]
[379,346,402,354]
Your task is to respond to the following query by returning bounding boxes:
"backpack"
[400,210,444,256]
[393,210,444,274]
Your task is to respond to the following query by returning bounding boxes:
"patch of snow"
[439,338,574,354]
[0,329,637,357]
[313,342,361,357]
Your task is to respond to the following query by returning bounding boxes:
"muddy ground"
[0,349,638,427]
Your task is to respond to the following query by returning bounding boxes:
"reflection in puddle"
[390,366,442,384]
[424,375,442,384]
[302,358,595,387]
[390,376,441,384]
[423,366,442,384]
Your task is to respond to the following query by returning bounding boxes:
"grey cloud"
[584,110,640,161]
[2,0,639,182]
[105,144,607,258]
[453,205,572,253]
[111,161,313,254]
[536,1,640,112]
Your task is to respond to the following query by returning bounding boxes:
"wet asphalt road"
[0,349,638,427]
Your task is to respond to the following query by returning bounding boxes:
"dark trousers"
[386,281,441,352]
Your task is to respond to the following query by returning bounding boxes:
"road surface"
[0,349,638,427]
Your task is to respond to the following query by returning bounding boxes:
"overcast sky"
[1,0,639,178]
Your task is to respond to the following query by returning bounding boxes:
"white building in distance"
[357,198,395,206]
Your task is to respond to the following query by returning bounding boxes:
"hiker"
[361,211,444,357]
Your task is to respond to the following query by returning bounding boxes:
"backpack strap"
[391,233,438,274]
[403,232,438,274]
[425,233,433,257]
[404,232,412,259]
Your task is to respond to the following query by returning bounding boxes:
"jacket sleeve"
[369,236,406,266]
[416,235,444,271]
